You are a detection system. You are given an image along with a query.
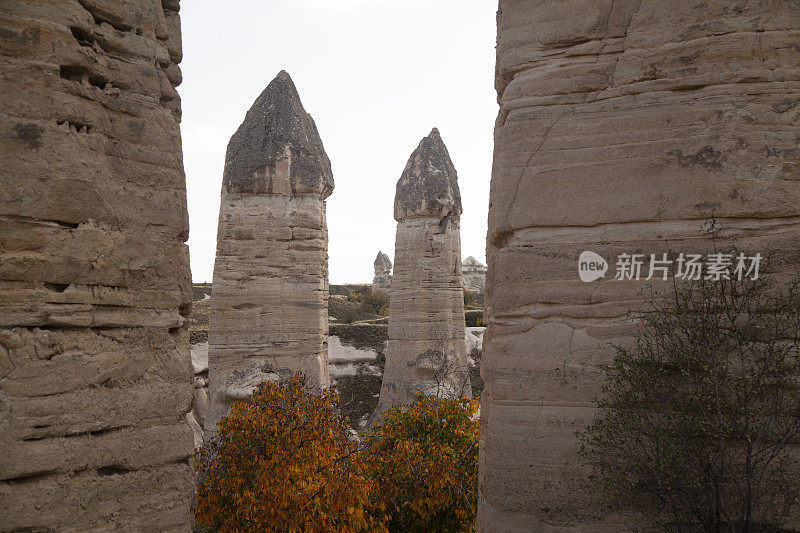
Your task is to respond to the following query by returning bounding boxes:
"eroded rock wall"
[206,72,333,432]
[479,1,800,530]
[0,0,193,529]
[375,129,471,416]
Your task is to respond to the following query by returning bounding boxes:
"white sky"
[180,0,497,284]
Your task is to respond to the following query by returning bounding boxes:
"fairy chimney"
[372,251,393,293]
[374,128,471,418]
[207,71,334,432]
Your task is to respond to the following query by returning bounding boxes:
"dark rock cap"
[223,71,333,198]
[394,128,462,221]
[374,251,392,270]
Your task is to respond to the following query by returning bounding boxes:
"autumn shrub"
[362,394,480,532]
[196,376,479,532]
[464,310,483,327]
[195,375,383,532]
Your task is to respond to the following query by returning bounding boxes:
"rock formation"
[374,128,471,417]
[207,71,334,432]
[372,251,393,292]
[0,0,193,529]
[461,256,486,294]
[328,323,386,429]
[479,1,800,530]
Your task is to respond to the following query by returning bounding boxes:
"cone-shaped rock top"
[223,71,333,198]
[394,128,462,221]
[462,256,484,267]
[374,251,392,270]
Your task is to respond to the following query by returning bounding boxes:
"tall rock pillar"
[479,1,800,530]
[0,0,194,529]
[372,251,393,293]
[375,128,471,416]
[207,71,334,432]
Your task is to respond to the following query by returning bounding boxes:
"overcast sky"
[180,0,497,284]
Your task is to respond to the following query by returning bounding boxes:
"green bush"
[580,269,800,531]
[330,289,389,323]
[463,290,475,307]
[329,297,361,324]
[354,288,389,317]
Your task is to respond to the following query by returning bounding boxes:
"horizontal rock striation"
[374,129,471,418]
[479,1,800,531]
[207,71,333,433]
[0,0,193,529]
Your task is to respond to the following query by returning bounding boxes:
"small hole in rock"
[97,465,130,476]
[88,75,108,90]
[59,65,86,82]
[69,26,92,46]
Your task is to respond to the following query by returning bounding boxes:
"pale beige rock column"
[372,251,393,293]
[206,71,334,432]
[462,256,486,294]
[374,128,471,416]
[0,0,193,529]
[479,1,800,530]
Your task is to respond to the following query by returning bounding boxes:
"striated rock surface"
[462,255,487,294]
[0,0,194,529]
[479,1,800,531]
[207,71,333,432]
[372,251,393,293]
[374,129,471,417]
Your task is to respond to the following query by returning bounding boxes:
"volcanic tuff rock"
[0,0,194,529]
[461,256,487,294]
[372,251,393,293]
[207,71,333,433]
[394,128,462,221]
[374,129,471,418]
[223,70,333,197]
[479,1,800,531]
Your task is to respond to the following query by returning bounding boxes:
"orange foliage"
[363,394,480,532]
[195,375,384,532]
[195,377,479,532]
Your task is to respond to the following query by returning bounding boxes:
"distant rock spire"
[223,70,333,197]
[373,250,393,293]
[462,256,484,268]
[374,250,392,272]
[394,128,462,221]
